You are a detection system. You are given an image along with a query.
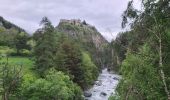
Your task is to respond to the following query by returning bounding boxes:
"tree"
[82,20,87,25]
[14,32,30,55]
[119,0,170,99]
[0,57,23,100]
[20,68,83,100]
[55,39,84,87]
[81,52,98,88]
[34,17,57,76]
[55,36,99,89]
[116,45,165,100]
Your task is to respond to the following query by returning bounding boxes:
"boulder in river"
[113,77,119,80]
[84,91,92,97]
[95,80,102,86]
[107,68,111,72]
[100,92,107,96]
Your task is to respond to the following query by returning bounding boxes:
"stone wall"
[60,19,81,26]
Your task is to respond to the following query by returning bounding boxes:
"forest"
[0,0,170,100]
[109,0,170,100]
[0,13,112,99]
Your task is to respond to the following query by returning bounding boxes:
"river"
[84,68,121,100]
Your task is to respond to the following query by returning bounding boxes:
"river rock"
[95,80,102,86]
[107,68,111,72]
[100,92,107,96]
[84,91,92,97]
[84,69,121,100]
[113,77,119,80]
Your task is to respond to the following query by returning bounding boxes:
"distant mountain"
[56,19,110,68]
[0,16,28,47]
[0,16,25,32]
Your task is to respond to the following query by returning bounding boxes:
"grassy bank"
[0,56,34,75]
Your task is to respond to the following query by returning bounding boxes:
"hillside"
[0,16,29,47]
[56,19,110,68]
[0,16,25,32]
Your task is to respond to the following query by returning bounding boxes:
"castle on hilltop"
[59,19,96,31]
[60,19,81,26]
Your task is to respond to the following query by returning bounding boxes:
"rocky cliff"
[56,19,110,68]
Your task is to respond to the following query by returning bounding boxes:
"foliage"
[110,0,170,99]
[55,38,85,88]
[55,35,98,89]
[80,52,99,88]
[33,17,57,76]
[0,25,31,56]
[0,46,15,56]
[33,17,99,92]
[0,16,108,99]
[20,68,83,100]
[0,56,34,75]
[0,56,23,100]
[0,27,18,47]
[116,45,165,100]
[109,93,120,100]
[14,32,30,55]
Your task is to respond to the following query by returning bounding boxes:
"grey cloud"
[0,0,140,41]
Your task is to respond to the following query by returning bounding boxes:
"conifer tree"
[34,17,57,76]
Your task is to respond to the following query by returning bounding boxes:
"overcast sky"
[0,0,141,41]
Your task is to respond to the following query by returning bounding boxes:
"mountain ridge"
[0,16,26,32]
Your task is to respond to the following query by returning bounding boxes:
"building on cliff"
[60,19,81,26]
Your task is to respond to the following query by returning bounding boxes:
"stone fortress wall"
[60,19,81,26]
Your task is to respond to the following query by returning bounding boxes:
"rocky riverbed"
[84,68,121,100]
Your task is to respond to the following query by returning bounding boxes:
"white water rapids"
[85,68,121,100]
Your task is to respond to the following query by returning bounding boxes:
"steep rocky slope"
[56,19,110,68]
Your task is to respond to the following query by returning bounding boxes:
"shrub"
[20,69,83,100]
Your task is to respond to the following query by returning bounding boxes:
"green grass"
[0,56,34,75]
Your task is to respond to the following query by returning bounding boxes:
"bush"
[20,69,83,100]
[20,49,32,56]
[109,94,120,100]
[80,52,99,89]
[0,46,16,55]
[116,45,165,100]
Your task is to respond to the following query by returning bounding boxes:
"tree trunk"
[159,38,170,100]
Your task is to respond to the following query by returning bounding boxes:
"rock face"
[56,19,110,67]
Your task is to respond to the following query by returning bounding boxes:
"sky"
[0,0,141,42]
